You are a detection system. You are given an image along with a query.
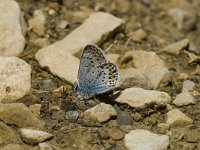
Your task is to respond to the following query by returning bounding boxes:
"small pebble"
[116,110,133,125]
[108,128,125,141]
[58,20,69,29]
[66,111,80,123]
[182,80,195,93]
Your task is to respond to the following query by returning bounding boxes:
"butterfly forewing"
[78,44,107,88]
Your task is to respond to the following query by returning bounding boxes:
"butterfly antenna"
[105,40,117,53]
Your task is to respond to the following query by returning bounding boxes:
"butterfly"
[74,44,119,99]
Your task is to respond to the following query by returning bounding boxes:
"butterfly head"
[73,82,89,99]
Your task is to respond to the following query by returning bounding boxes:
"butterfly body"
[74,44,118,99]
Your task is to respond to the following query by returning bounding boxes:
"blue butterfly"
[74,44,118,99]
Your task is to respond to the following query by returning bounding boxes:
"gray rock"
[0,57,31,103]
[42,79,55,91]
[124,129,169,150]
[0,103,45,129]
[0,0,26,56]
[117,68,152,90]
[160,39,189,55]
[168,8,196,32]
[36,12,124,57]
[173,92,195,106]
[0,121,17,144]
[182,80,195,92]
[116,110,133,125]
[116,88,171,108]
[83,103,117,122]
[19,128,53,145]
[166,109,193,127]
[28,10,46,36]
[66,111,80,123]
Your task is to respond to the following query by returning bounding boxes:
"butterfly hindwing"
[87,62,118,97]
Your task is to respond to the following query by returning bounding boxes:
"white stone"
[116,88,171,108]
[83,103,117,122]
[182,80,195,93]
[36,12,124,57]
[0,0,26,56]
[0,57,31,103]
[166,109,193,127]
[19,128,53,145]
[120,50,168,89]
[117,68,152,89]
[124,129,169,150]
[173,92,195,106]
[35,48,79,84]
[160,39,189,55]
[28,10,46,36]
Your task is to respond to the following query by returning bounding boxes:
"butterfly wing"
[86,62,118,98]
[77,44,107,89]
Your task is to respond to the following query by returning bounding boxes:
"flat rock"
[35,48,79,84]
[173,92,195,106]
[182,80,195,92]
[119,50,168,89]
[0,144,32,150]
[166,109,193,127]
[124,129,169,150]
[0,57,31,103]
[28,10,46,36]
[19,128,53,145]
[160,39,189,55]
[36,12,124,57]
[83,103,117,122]
[117,68,152,90]
[116,88,171,108]
[0,103,45,129]
[0,0,26,56]
[0,121,17,144]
